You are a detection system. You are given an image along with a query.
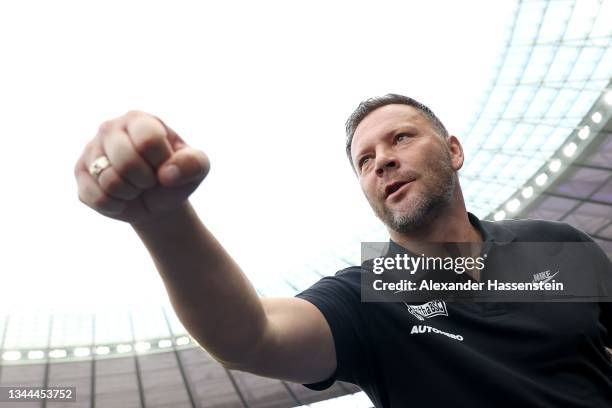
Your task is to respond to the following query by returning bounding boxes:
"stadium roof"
[1,0,610,407]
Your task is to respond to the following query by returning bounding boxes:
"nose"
[375,150,399,177]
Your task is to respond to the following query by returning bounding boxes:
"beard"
[367,153,456,234]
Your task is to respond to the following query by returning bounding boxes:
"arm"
[75,111,336,384]
[132,202,336,383]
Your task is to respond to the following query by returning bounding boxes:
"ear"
[446,135,464,171]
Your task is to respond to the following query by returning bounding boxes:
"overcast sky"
[0,0,516,311]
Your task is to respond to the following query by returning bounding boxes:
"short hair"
[345,94,449,168]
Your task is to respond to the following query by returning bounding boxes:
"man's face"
[351,104,459,233]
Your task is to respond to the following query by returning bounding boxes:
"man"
[75,95,612,407]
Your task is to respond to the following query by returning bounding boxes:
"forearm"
[131,202,268,366]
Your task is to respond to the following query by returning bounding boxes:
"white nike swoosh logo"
[534,270,559,284]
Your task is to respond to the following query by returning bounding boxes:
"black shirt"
[295,214,612,407]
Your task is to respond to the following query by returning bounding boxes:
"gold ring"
[89,155,111,179]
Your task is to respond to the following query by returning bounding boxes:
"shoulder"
[322,266,369,294]
[334,265,368,280]
[296,266,366,299]
[483,217,593,242]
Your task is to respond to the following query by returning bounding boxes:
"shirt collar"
[471,212,516,244]
[385,212,517,256]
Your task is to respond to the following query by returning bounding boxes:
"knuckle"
[131,115,165,136]
[97,120,115,135]
[128,116,168,152]
[124,110,145,120]
[83,139,97,157]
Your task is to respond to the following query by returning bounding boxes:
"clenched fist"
[74,111,210,225]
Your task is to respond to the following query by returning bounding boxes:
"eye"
[395,133,411,142]
[358,156,372,171]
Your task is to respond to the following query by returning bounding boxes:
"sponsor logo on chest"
[532,269,559,284]
[404,300,448,321]
[410,324,464,341]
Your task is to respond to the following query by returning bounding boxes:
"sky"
[0,0,517,311]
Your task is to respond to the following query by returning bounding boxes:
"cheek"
[421,147,450,171]
[360,178,379,200]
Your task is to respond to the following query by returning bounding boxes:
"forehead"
[351,104,429,156]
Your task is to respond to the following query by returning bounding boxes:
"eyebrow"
[354,125,420,160]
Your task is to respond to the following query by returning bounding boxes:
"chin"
[386,195,421,216]
[384,198,435,232]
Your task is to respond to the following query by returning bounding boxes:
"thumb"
[158,148,210,187]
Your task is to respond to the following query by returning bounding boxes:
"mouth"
[385,180,413,200]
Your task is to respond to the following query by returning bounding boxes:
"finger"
[158,148,210,187]
[84,143,142,200]
[165,126,188,151]
[102,128,157,189]
[126,114,174,168]
[97,166,142,200]
[76,167,127,216]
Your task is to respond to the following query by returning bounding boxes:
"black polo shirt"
[295,214,612,407]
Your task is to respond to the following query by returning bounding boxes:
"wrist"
[130,201,195,234]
